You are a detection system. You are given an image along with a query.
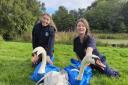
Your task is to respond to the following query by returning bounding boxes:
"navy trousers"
[90,54,120,78]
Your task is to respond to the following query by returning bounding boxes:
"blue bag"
[30,58,92,85]
[64,59,92,85]
[30,63,60,82]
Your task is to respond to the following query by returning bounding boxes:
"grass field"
[0,41,128,85]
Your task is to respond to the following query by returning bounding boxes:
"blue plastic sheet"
[64,59,92,85]
[30,58,92,85]
[30,63,60,82]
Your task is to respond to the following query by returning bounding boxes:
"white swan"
[32,47,69,85]
[32,47,47,74]
[32,47,100,84]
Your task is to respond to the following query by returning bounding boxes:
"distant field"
[96,39,128,47]
[0,41,128,85]
[55,32,128,47]
[97,39,128,44]
[1,32,128,47]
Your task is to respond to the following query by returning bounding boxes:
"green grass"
[0,42,128,85]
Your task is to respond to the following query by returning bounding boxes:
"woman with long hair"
[32,13,57,67]
[73,18,120,79]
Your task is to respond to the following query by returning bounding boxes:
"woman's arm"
[77,36,105,80]
[85,47,93,56]
[77,47,93,80]
[46,29,55,64]
[48,29,55,57]
[77,47,105,80]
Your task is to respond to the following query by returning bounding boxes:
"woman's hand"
[48,59,53,65]
[32,54,39,64]
[96,59,106,70]
[46,55,53,65]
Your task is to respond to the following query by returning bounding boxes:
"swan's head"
[32,47,46,57]
[32,47,47,74]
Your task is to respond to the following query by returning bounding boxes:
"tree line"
[0,0,41,40]
[52,0,128,33]
[0,0,128,40]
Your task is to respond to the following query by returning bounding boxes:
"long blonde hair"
[41,13,57,32]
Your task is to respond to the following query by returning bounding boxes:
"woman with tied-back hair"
[32,13,57,67]
[73,18,120,79]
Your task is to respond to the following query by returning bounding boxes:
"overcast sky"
[38,0,96,14]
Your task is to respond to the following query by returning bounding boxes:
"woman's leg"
[91,54,120,78]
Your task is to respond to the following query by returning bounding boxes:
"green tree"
[53,6,75,31]
[0,0,41,40]
[85,0,127,33]
[121,1,128,32]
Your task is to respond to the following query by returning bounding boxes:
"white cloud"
[38,0,95,13]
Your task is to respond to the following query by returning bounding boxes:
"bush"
[55,32,77,44]
[21,31,32,42]
[96,39,128,47]
[2,31,32,42]
[94,33,128,39]
[96,40,110,47]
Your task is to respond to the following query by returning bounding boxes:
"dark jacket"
[73,35,100,60]
[32,23,55,56]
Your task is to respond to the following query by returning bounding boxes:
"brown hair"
[41,13,57,32]
[76,18,91,36]
[76,18,92,42]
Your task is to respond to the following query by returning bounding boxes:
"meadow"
[0,41,128,85]
[14,32,128,47]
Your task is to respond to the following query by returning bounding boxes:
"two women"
[31,13,119,78]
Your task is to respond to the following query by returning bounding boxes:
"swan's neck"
[38,52,46,74]
[77,57,87,80]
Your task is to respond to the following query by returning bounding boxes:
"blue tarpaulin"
[30,58,92,85]
[30,63,60,82]
[64,59,92,85]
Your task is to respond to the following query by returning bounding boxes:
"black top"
[73,35,100,60]
[32,23,55,56]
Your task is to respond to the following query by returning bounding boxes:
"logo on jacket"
[45,32,49,37]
